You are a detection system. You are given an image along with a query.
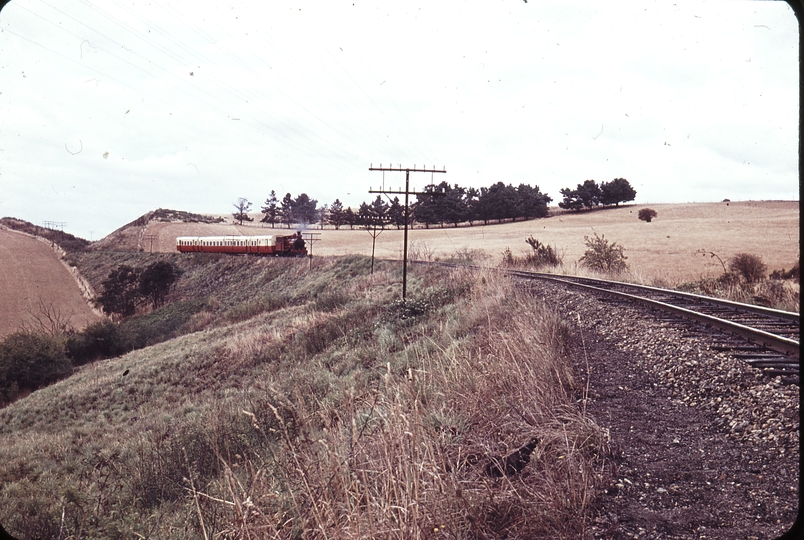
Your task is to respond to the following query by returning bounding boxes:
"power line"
[369,164,446,300]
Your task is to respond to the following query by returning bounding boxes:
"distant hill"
[0,217,90,253]
[90,209,225,253]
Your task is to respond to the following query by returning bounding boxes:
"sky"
[0,0,799,240]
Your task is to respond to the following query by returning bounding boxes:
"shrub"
[65,321,132,366]
[0,332,72,403]
[579,232,628,273]
[770,255,800,283]
[525,236,563,268]
[728,253,767,284]
[638,208,658,222]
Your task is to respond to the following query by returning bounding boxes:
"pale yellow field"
[148,201,799,284]
[0,227,102,338]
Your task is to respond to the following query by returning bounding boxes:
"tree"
[388,197,405,229]
[232,197,253,225]
[559,180,601,210]
[97,265,142,318]
[328,199,345,230]
[292,193,318,225]
[516,183,552,219]
[343,207,357,229]
[476,182,518,223]
[260,191,279,227]
[139,261,179,308]
[316,204,328,230]
[638,208,658,222]
[579,232,628,274]
[442,183,469,227]
[576,180,602,208]
[464,187,480,225]
[413,184,443,228]
[601,178,637,206]
[361,196,392,274]
[558,187,584,211]
[279,193,294,228]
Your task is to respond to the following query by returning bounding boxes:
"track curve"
[508,270,800,382]
[420,262,800,383]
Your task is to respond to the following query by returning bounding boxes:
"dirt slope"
[0,227,101,338]
[122,201,798,283]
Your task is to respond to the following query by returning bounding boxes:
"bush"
[770,255,800,283]
[0,332,72,403]
[65,321,132,366]
[638,208,658,222]
[579,232,628,273]
[728,253,767,284]
[525,236,563,268]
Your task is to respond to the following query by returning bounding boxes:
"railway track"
[504,270,799,383]
[419,262,799,382]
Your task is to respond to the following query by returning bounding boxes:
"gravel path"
[527,280,800,540]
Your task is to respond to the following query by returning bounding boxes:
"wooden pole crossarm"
[369,166,447,173]
[369,189,446,196]
[368,164,448,300]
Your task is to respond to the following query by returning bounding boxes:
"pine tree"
[260,190,279,227]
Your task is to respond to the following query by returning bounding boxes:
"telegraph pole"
[369,164,446,300]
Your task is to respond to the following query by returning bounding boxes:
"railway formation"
[505,270,800,384]
[423,262,800,384]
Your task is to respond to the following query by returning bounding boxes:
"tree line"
[235,177,636,230]
[558,178,636,211]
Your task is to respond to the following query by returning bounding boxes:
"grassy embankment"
[1,253,613,538]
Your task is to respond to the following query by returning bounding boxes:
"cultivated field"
[0,227,101,338]
[141,201,799,284]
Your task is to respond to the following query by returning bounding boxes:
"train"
[176,232,307,256]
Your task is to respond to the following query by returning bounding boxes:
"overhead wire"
[106,0,382,175]
[24,0,359,177]
[75,0,357,170]
[7,0,441,186]
[157,1,376,167]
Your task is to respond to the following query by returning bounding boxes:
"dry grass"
[189,271,610,539]
[131,201,798,284]
[0,259,612,538]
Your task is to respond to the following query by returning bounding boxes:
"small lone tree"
[361,196,391,274]
[638,208,658,223]
[579,232,628,273]
[233,197,253,225]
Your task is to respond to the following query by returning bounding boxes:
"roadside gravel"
[526,279,800,540]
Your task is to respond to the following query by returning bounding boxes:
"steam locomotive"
[176,233,307,256]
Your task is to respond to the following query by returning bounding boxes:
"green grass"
[0,256,613,538]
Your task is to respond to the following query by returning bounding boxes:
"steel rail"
[517,271,799,323]
[413,262,799,361]
[516,273,800,359]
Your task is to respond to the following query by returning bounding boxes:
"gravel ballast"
[527,279,800,539]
